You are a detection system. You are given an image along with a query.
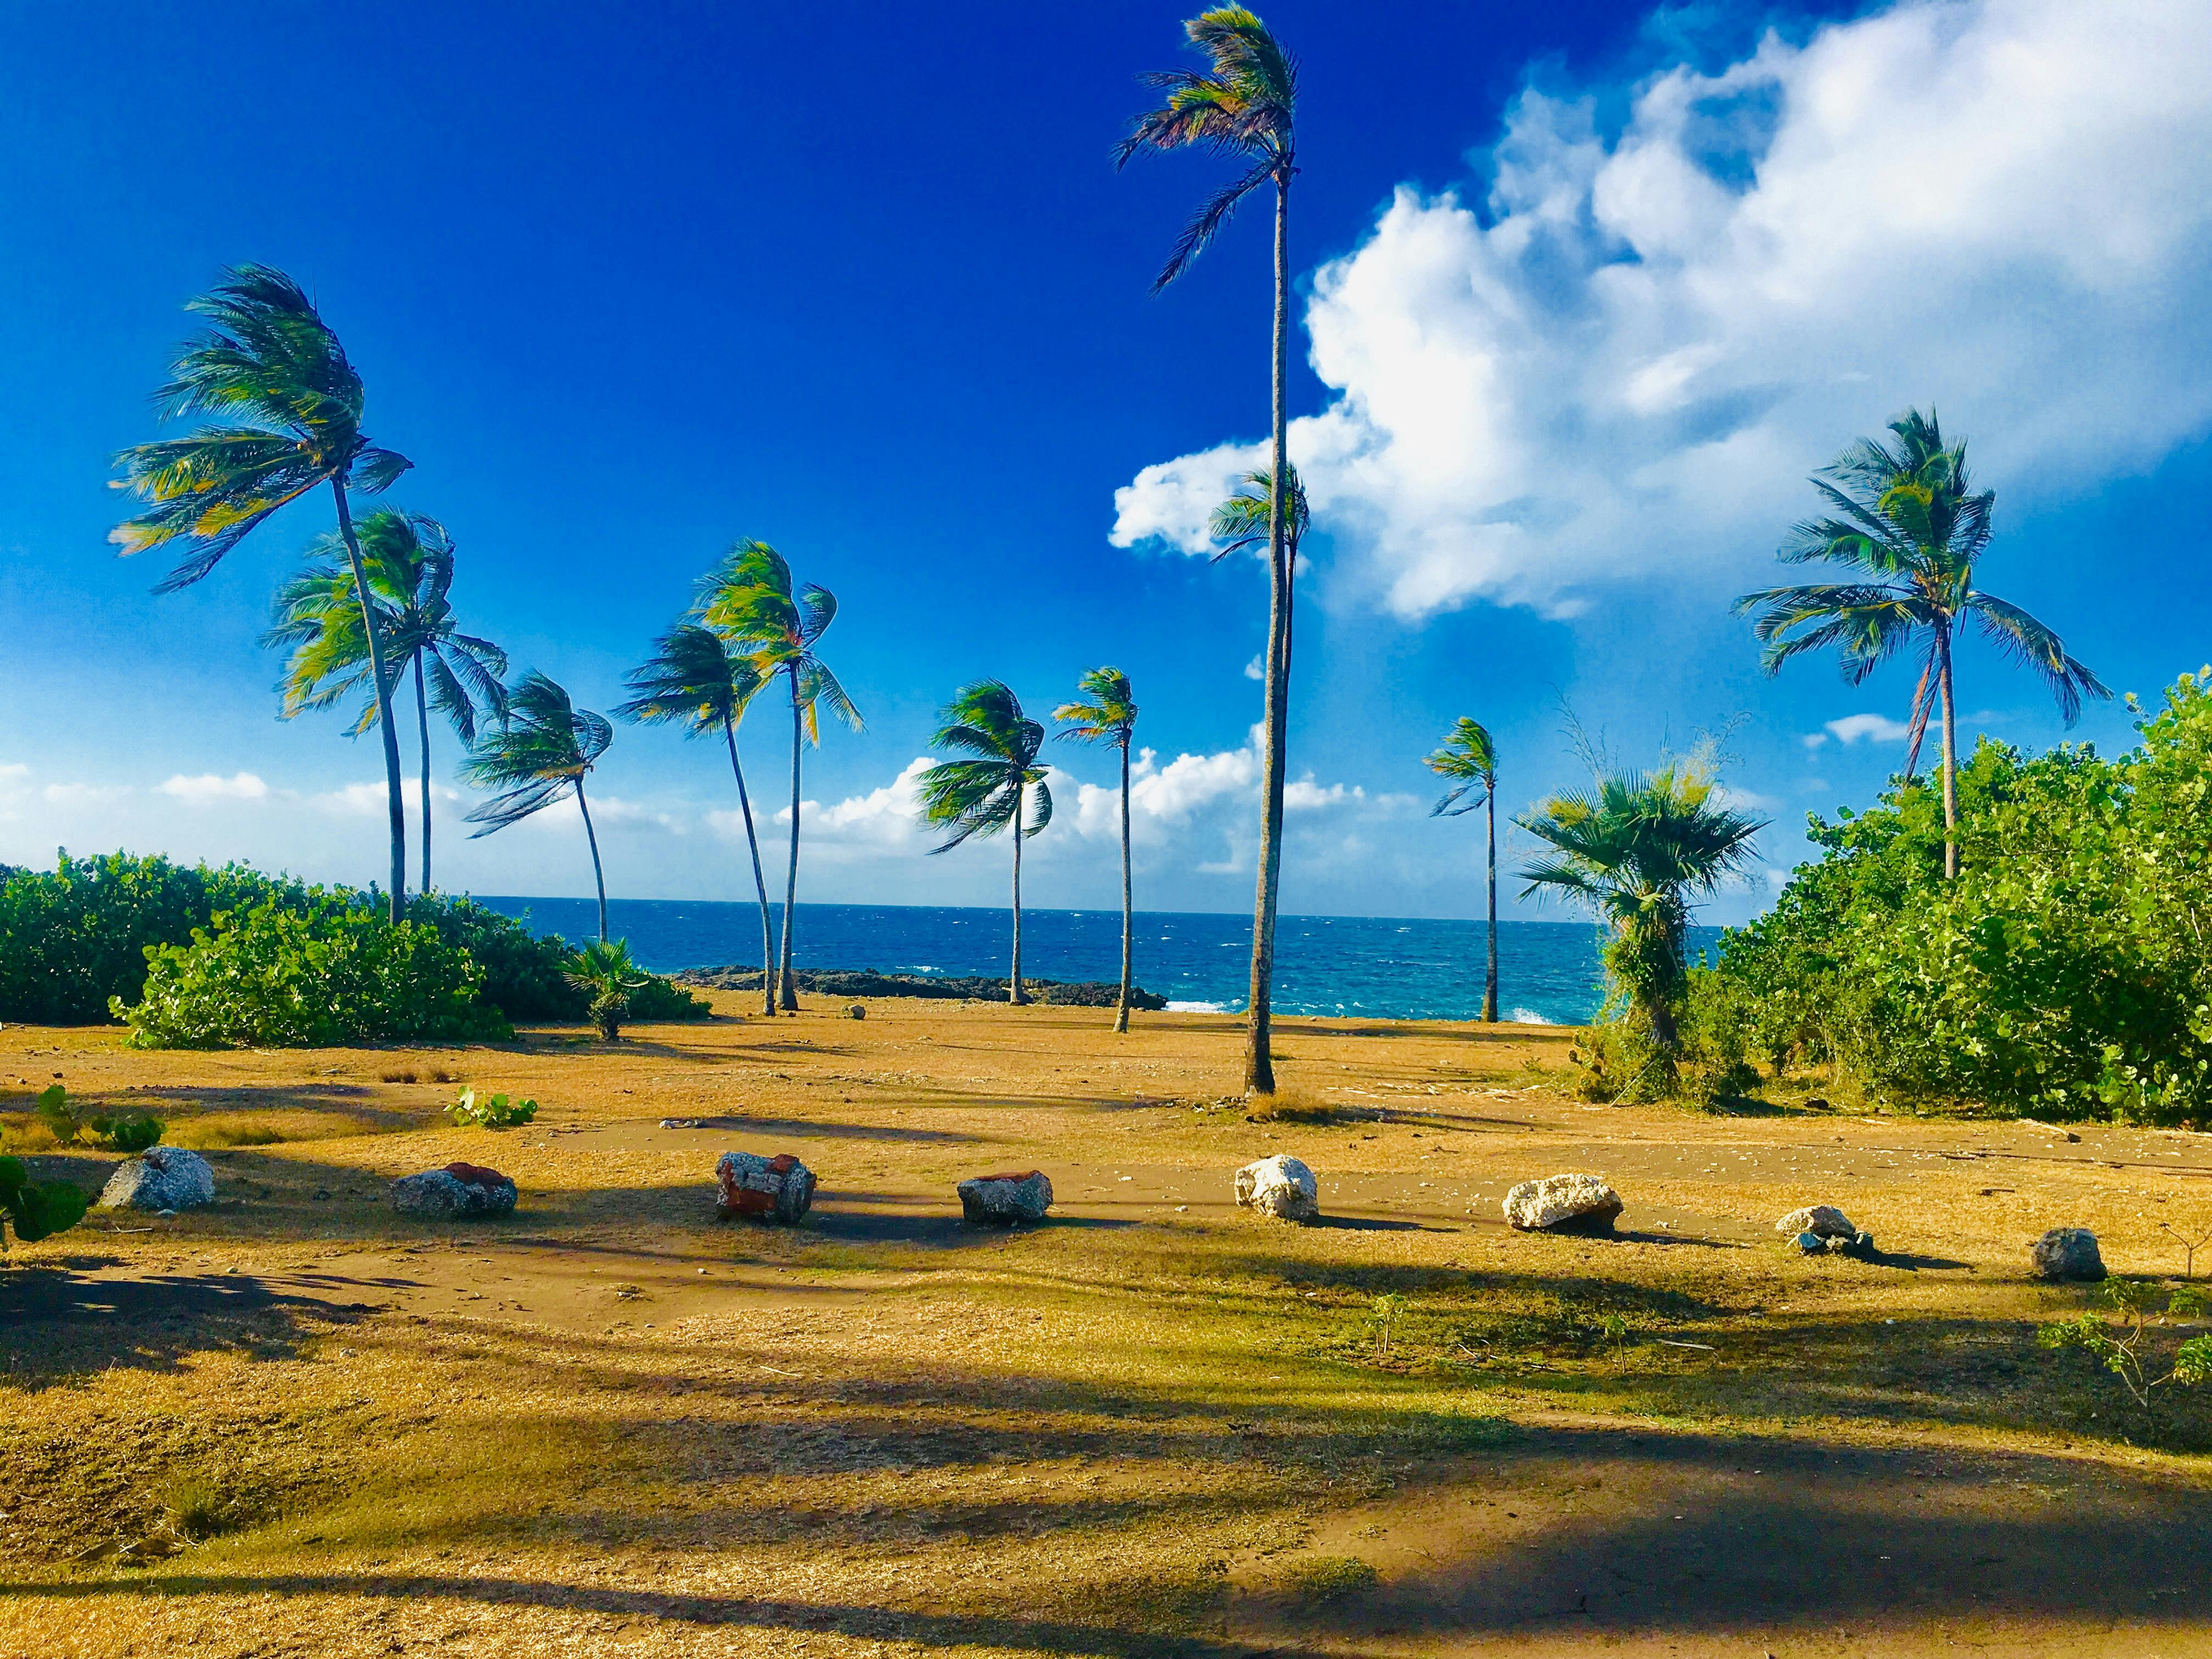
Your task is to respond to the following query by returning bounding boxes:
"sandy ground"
[4,996,2212,1657]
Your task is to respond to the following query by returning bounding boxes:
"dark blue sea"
[475,897,1723,1026]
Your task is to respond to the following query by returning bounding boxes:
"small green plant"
[566,940,650,1041]
[32,1084,163,1152]
[445,1088,537,1130]
[1371,1293,1409,1358]
[162,1472,241,1541]
[0,1153,88,1246]
[2040,1279,2212,1406]
[1600,1311,1632,1370]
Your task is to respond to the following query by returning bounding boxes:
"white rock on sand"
[1776,1204,1858,1240]
[98,1146,215,1213]
[1235,1154,1319,1222]
[1504,1172,1622,1234]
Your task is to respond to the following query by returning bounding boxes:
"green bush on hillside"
[1690,668,2212,1124]
[119,899,512,1049]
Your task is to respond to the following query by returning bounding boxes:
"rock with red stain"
[391,1162,517,1219]
[958,1169,1053,1225]
[715,1150,816,1224]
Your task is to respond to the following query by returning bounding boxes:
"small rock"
[1235,1155,1319,1222]
[391,1163,518,1220]
[847,1005,866,1020]
[661,1118,702,1130]
[1795,1230,1826,1254]
[1776,1204,1857,1240]
[2031,1227,2106,1281]
[958,1169,1053,1225]
[98,1146,216,1214]
[1504,1172,1622,1235]
[715,1150,816,1223]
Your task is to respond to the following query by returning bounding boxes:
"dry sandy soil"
[5,995,2212,1658]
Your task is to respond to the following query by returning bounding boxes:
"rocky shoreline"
[673,966,1169,1010]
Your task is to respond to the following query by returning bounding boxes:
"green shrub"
[119,899,512,1049]
[625,973,711,1023]
[446,1087,537,1129]
[0,1154,88,1245]
[31,1084,164,1151]
[404,894,589,1022]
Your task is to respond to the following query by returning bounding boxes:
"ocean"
[475,896,1725,1026]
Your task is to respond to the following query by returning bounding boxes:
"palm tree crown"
[1053,669,1138,748]
[614,623,766,736]
[920,682,1052,851]
[1209,464,1307,563]
[698,540,860,740]
[1114,8,1297,290]
[1425,718,1496,812]
[462,672,612,831]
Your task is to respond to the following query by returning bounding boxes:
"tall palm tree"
[698,541,862,1011]
[1055,668,1141,1032]
[111,265,414,918]
[461,672,615,942]
[1516,755,1764,1051]
[617,624,776,1016]
[1736,409,2108,878]
[919,682,1052,1006]
[263,510,507,894]
[1120,8,1297,1094]
[1426,718,1500,1023]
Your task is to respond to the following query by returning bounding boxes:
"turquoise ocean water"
[477,898,1724,1026]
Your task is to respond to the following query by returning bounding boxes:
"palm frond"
[1154,156,1274,291]
[1054,666,1138,742]
[1966,592,2112,725]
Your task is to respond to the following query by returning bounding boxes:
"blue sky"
[3,0,2208,927]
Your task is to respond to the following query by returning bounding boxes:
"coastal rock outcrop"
[716,1150,816,1223]
[2031,1227,2106,1281]
[98,1146,215,1214]
[1504,1173,1622,1235]
[392,1162,517,1220]
[958,1169,1053,1225]
[1235,1154,1319,1222]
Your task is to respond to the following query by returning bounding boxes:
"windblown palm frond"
[1425,718,1496,817]
[1054,668,1138,744]
[919,681,1050,853]
[1209,465,1307,564]
[614,624,764,736]
[461,672,610,836]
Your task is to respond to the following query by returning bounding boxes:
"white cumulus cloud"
[1821,713,1915,746]
[1112,0,2212,618]
[156,771,269,803]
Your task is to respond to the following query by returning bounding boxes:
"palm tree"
[919,682,1053,1006]
[1516,754,1764,1051]
[567,939,650,1042]
[1426,718,1500,1023]
[1119,8,1297,1094]
[1055,668,1141,1032]
[698,541,862,1011]
[1736,409,2108,878]
[263,510,507,894]
[617,624,776,1016]
[461,672,616,942]
[111,265,414,918]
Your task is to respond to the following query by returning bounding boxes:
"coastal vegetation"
[1053,667,1141,1030]
[1425,717,1500,1023]
[459,673,616,942]
[919,682,1052,1005]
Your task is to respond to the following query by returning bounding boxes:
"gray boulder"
[716,1150,816,1223]
[2031,1227,2106,1281]
[958,1169,1053,1225]
[1777,1204,1858,1240]
[392,1162,517,1220]
[1235,1154,1319,1222]
[1504,1172,1622,1235]
[98,1146,215,1214]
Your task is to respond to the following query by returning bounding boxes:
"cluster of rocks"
[1777,1204,1875,1255]
[673,966,1167,1010]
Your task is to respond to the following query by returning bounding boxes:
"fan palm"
[263,510,507,894]
[1426,718,1500,1023]
[566,939,650,1042]
[111,265,414,918]
[617,624,776,1016]
[1736,409,2108,878]
[698,541,862,1011]
[460,672,616,943]
[1120,8,1297,1094]
[1516,755,1765,1051]
[1055,668,1141,1032]
[920,682,1053,1006]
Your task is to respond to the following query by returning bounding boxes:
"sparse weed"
[2041,1279,2212,1406]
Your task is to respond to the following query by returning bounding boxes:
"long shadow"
[645,1114,984,1146]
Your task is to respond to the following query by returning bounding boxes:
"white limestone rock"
[98,1147,215,1214]
[1235,1154,1319,1222]
[1503,1172,1622,1235]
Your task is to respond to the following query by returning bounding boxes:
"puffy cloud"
[156,771,269,802]
[1113,0,2212,618]
[1817,713,1915,747]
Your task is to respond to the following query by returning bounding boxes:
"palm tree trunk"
[1009,784,1029,1006]
[412,652,433,895]
[1115,736,1133,1034]
[1938,623,1959,879]
[1242,164,1293,1097]
[724,715,776,1018]
[778,665,802,1012]
[330,478,407,922]
[1483,786,1499,1023]
[575,778,608,944]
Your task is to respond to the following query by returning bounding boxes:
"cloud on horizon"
[1112,0,2212,619]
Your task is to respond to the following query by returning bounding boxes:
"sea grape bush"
[0,1155,87,1246]
[447,1087,537,1129]
[32,1084,163,1152]
[1690,669,2212,1124]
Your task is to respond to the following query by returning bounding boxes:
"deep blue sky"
[3,1,2206,924]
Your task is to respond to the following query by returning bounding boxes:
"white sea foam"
[1166,1000,1234,1014]
[1509,1008,1550,1025]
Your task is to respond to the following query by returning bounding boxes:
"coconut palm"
[698,541,862,1011]
[461,672,615,943]
[111,265,414,918]
[263,510,507,894]
[1516,754,1764,1051]
[1055,668,1141,1032]
[1119,8,1297,1094]
[1736,409,2108,878]
[919,682,1052,1006]
[617,624,776,1015]
[1426,718,1500,1023]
